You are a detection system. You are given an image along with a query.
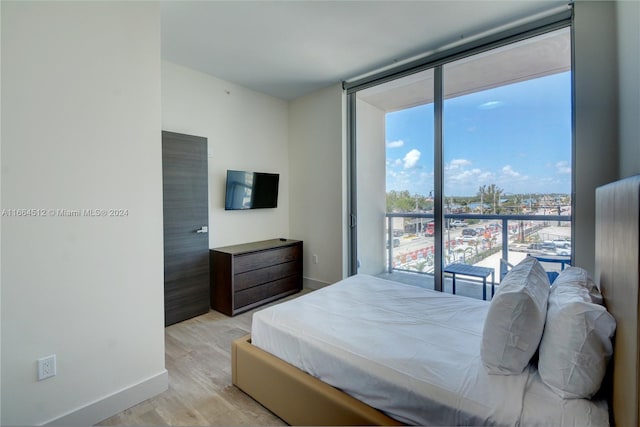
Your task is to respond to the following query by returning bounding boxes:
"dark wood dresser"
[210,239,303,316]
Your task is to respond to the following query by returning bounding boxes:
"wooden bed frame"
[232,175,640,426]
[232,335,402,426]
[595,175,640,426]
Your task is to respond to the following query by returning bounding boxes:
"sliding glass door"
[355,70,435,282]
[441,27,572,295]
[349,23,572,299]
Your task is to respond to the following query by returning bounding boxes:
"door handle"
[196,226,208,234]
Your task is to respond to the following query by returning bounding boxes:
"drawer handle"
[196,226,208,234]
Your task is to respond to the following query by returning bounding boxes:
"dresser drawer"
[211,239,302,316]
[234,261,299,292]
[234,245,301,274]
[234,276,300,309]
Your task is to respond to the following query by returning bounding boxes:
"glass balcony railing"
[385,212,572,287]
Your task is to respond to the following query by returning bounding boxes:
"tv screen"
[225,170,279,210]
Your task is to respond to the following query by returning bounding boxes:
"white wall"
[572,0,620,274]
[289,84,346,288]
[356,98,386,275]
[1,2,166,425]
[162,61,290,248]
[616,0,640,178]
[0,2,3,422]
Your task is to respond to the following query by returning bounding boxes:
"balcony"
[379,212,572,300]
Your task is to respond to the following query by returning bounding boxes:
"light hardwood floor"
[97,295,309,426]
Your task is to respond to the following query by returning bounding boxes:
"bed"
[232,175,639,426]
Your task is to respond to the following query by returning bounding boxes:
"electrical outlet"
[312,254,319,264]
[38,354,56,381]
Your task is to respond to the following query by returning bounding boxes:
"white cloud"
[478,100,505,110]
[441,160,500,195]
[403,149,421,169]
[386,140,404,148]
[448,159,472,169]
[478,171,493,181]
[456,170,476,180]
[556,160,571,174]
[501,165,521,178]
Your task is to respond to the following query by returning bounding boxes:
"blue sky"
[385,71,572,197]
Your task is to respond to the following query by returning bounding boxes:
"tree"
[485,184,503,214]
[477,185,487,214]
[476,184,503,214]
[386,190,414,212]
[470,239,480,255]
[386,190,433,212]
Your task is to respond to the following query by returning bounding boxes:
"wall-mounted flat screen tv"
[225,170,279,210]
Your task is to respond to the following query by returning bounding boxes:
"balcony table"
[527,254,571,270]
[527,254,571,283]
[444,263,495,300]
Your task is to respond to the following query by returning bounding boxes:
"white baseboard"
[43,369,168,426]
[303,277,331,290]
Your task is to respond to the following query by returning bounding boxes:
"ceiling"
[359,27,571,112]
[161,1,568,101]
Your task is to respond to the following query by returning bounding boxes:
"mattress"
[251,274,609,426]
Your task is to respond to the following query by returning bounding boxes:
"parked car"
[461,235,478,243]
[386,238,400,248]
[528,241,557,255]
[553,239,571,249]
[449,220,467,228]
[462,228,477,236]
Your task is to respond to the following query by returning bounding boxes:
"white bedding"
[251,274,609,426]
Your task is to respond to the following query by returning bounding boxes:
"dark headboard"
[595,175,640,426]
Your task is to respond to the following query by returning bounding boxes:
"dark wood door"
[162,131,209,326]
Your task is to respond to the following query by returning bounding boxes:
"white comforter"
[252,274,608,426]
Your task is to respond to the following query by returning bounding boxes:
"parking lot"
[387,220,571,272]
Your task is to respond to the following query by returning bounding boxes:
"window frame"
[345,8,574,288]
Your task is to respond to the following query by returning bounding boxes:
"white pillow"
[481,256,550,374]
[550,266,604,305]
[538,269,616,399]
